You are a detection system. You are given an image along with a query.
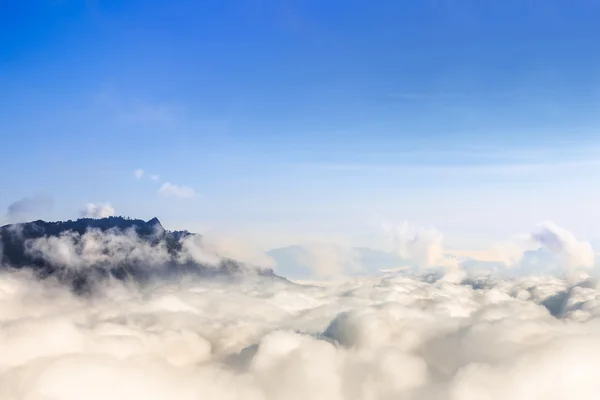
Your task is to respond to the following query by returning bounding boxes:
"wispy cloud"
[133,169,144,179]
[79,203,115,218]
[119,103,180,124]
[150,175,160,181]
[385,92,467,101]
[93,84,183,125]
[158,182,196,199]
[5,194,53,222]
[291,153,600,178]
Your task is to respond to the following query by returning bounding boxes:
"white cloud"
[5,194,53,222]
[79,203,115,219]
[383,221,454,269]
[5,215,600,400]
[182,232,275,268]
[475,222,597,274]
[531,221,596,270]
[150,175,160,181]
[25,228,171,270]
[263,220,598,280]
[22,226,264,273]
[1,265,600,399]
[133,169,144,179]
[294,242,362,279]
[94,84,183,125]
[158,182,196,199]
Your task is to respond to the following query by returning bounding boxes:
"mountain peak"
[0,216,287,293]
[146,217,163,228]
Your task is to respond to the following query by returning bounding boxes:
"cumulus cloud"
[482,222,597,274]
[158,182,196,198]
[292,242,362,279]
[531,221,595,270]
[272,219,598,281]
[184,232,276,269]
[1,265,600,399]
[79,203,115,219]
[133,168,144,179]
[5,194,53,221]
[268,222,458,280]
[383,221,455,269]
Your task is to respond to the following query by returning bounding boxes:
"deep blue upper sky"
[2,0,600,248]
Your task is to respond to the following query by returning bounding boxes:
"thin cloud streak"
[290,158,600,177]
[133,169,144,179]
[158,182,196,199]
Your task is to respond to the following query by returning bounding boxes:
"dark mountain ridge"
[0,216,281,293]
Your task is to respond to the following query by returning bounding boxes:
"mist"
[0,217,598,399]
[5,194,53,223]
[2,222,600,399]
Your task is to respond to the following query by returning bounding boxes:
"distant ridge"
[0,216,282,293]
[1,216,180,238]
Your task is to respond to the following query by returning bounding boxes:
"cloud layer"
[269,221,598,280]
[1,266,600,399]
[1,217,600,399]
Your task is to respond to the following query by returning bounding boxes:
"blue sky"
[2,0,600,251]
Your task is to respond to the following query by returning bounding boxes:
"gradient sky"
[2,0,600,251]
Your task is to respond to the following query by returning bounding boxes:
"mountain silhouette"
[0,216,280,293]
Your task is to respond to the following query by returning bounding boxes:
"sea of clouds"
[1,268,600,399]
[2,219,600,399]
